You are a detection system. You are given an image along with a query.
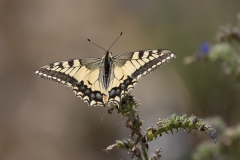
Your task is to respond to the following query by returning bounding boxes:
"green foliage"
[104,94,215,160]
[184,13,240,82]
[192,117,240,160]
[183,13,240,159]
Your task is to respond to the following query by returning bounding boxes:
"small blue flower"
[211,130,217,144]
[195,42,210,59]
[199,42,210,55]
[183,42,211,64]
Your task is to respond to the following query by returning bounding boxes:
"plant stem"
[140,140,149,160]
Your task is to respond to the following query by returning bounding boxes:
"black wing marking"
[34,59,83,87]
[113,49,176,79]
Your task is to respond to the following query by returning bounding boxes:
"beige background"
[0,1,240,159]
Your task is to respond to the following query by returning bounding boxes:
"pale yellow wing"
[107,49,176,105]
[35,58,108,106]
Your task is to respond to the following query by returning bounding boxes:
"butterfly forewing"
[113,49,176,79]
[34,59,81,87]
[35,49,176,107]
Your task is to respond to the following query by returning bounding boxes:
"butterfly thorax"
[102,51,114,90]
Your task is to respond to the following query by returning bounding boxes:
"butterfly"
[34,33,176,107]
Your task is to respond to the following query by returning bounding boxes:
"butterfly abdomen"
[103,52,113,89]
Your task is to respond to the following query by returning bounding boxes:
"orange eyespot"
[103,95,109,104]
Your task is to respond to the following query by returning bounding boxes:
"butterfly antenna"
[107,32,123,51]
[87,39,107,52]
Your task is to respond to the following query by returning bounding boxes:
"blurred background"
[0,0,240,159]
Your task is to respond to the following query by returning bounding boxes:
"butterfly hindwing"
[72,67,110,107]
[72,77,106,107]
[107,75,137,105]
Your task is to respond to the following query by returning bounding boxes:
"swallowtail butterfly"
[34,33,176,107]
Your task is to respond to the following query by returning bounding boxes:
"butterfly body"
[102,51,114,89]
[35,49,176,107]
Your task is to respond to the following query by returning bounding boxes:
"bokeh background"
[0,1,240,159]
